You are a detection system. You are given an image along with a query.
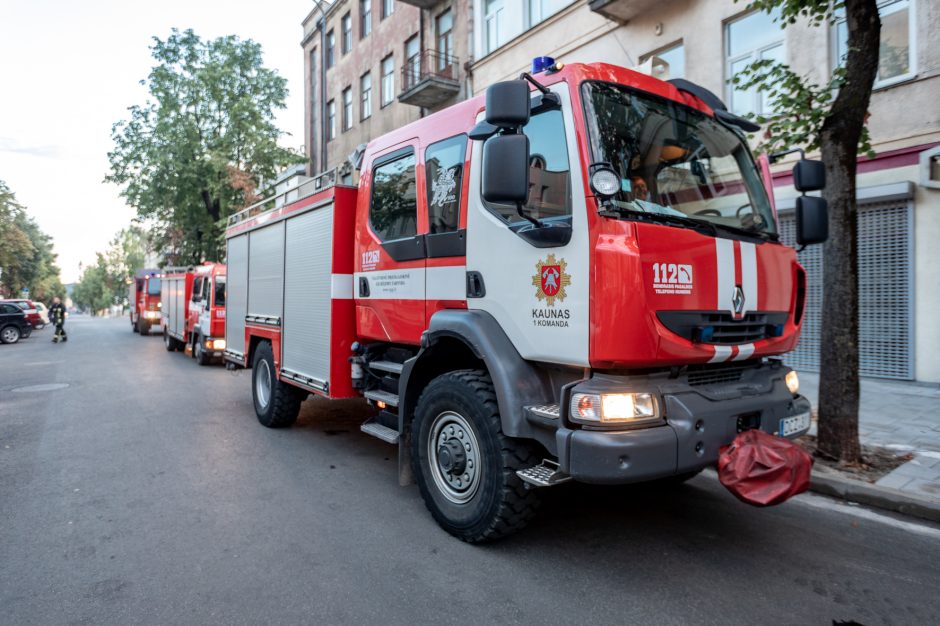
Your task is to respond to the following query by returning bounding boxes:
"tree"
[72,226,152,314]
[733,0,881,464]
[105,29,303,264]
[0,179,64,301]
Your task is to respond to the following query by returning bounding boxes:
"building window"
[527,0,570,28]
[382,0,394,19]
[341,13,352,54]
[361,0,372,39]
[326,30,335,68]
[361,72,372,120]
[425,135,467,234]
[835,0,915,89]
[404,35,420,90]
[327,100,336,140]
[381,55,395,106]
[641,42,685,80]
[436,9,454,70]
[370,150,418,241]
[725,9,785,116]
[484,0,504,55]
[342,87,353,131]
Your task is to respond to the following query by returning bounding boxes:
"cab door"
[465,85,590,367]
[354,142,428,344]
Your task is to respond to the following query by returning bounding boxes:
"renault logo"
[732,286,746,316]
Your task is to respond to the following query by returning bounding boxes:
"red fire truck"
[161,263,227,365]
[129,269,162,335]
[224,60,828,542]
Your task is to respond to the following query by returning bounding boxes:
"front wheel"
[412,370,540,543]
[163,329,176,352]
[139,322,150,335]
[194,334,211,366]
[132,319,139,333]
[1,325,21,344]
[251,341,302,428]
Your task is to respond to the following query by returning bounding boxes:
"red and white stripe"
[710,239,759,363]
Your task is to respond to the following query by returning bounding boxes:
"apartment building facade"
[301,0,472,183]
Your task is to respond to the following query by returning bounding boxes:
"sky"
[0,0,318,283]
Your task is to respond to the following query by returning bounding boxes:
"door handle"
[358,277,370,297]
[466,271,486,298]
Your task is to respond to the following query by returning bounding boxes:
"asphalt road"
[2,317,939,625]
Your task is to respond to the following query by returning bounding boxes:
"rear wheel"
[252,341,302,428]
[163,329,176,352]
[139,322,150,335]
[412,370,540,543]
[0,325,21,344]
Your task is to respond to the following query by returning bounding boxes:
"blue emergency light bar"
[531,56,556,74]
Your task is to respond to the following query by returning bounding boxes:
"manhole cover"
[11,383,71,393]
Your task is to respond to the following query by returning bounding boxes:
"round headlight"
[591,168,621,197]
[785,370,799,395]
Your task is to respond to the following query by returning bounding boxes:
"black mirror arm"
[769,147,806,164]
[516,202,542,228]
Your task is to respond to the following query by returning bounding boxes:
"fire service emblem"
[532,254,571,307]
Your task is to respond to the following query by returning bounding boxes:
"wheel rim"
[2,328,17,342]
[428,411,482,505]
[256,359,272,409]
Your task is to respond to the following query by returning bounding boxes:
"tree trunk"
[816,0,880,464]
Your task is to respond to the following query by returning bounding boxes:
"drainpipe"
[313,0,329,173]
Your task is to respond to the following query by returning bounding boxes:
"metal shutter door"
[226,234,249,356]
[779,201,913,379]
[282,205,334,386]
[247,221,285,320]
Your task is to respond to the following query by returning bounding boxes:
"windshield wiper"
[608,207,718,237]
[709,221,778,241]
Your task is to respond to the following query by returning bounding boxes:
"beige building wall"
[470,0,940,382]
[302,0,473,181]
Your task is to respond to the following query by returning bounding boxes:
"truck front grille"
[657,311,789,345]
[686,364,748,386]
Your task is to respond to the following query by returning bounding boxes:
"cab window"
[370,150,418,241]
[192,278,203,301]
[425,135,467,234]
[214,277,226,307]
[484,109,572,224]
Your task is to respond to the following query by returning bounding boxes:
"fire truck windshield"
[582,81,777,237]
[147,278,162,296]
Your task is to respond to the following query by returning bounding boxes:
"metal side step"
[363,389,399,408]
[369,360,404,375]
[516,460,572,488]
[361,421,399,444]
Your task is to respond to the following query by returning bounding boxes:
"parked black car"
[0,302,33,344]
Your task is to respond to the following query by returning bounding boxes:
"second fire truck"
[128,269,162,335]
[161,263,227,365]
[224,59,829,541]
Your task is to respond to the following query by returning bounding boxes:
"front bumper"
[554,363,811,484]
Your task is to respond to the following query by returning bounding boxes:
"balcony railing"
[399,50,460,109]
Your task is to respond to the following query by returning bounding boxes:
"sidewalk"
[799,372,940,502]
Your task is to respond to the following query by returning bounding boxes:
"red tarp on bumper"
[718,429,814,507]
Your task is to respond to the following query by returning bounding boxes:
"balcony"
[399,51,460,109]
[396,0,441,8]
[588,0,665,23]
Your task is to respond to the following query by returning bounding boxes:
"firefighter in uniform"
[49,297,67,343]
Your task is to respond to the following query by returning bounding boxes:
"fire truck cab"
[161,263,226,365]
[129,269,162,335]
[225,60,828,542]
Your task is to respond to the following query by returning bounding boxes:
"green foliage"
[72,226,151,314]
[106,29,303,264]
[732,0,873,158]
[0,179,64,301]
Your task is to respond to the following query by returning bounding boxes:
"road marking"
[794,492,940,540]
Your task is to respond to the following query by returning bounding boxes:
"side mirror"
[793,159,825,192]
[485,80,530,129]
[796,195,828,246]
[482,134,530,204]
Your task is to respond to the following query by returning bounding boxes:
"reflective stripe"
[733,343,755,361]
[426,266,466,300]
[709,345,732,363]
[739,241,758,314]
[715,238,735,313]
[330,274,354,299]
[354,266,466,301]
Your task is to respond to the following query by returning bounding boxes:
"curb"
[808,467,940,524]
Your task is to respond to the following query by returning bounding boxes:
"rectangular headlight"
[208,339,226,350]
[570,392,660,425]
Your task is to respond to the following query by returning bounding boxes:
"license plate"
[779,411,811,437]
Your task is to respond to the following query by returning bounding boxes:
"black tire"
[412,369,540,543]
[163,329,176,352]
[139,322,150,335]
[194,333,211,366]
[251,341,302,428]
[0,325,21,344]
[132,319,139,333]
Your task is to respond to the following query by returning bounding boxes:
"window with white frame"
[725,9,785,116]
[342,87,353,131]
[835,0,915,88]
[381,55,395,106]
[382,0,394,20]
[484,0,504,55]
[327,99,336,140]
[641,42,685,80]
[437,9,453,70]
[341,13,352,54]
[361,0,372,39]
[527,0,571,28]
[326,30,335,68]
[361,72,372,120]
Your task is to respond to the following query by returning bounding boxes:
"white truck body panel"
[226,235,249,357]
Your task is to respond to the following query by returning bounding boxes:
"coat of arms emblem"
[532,254,571,306]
